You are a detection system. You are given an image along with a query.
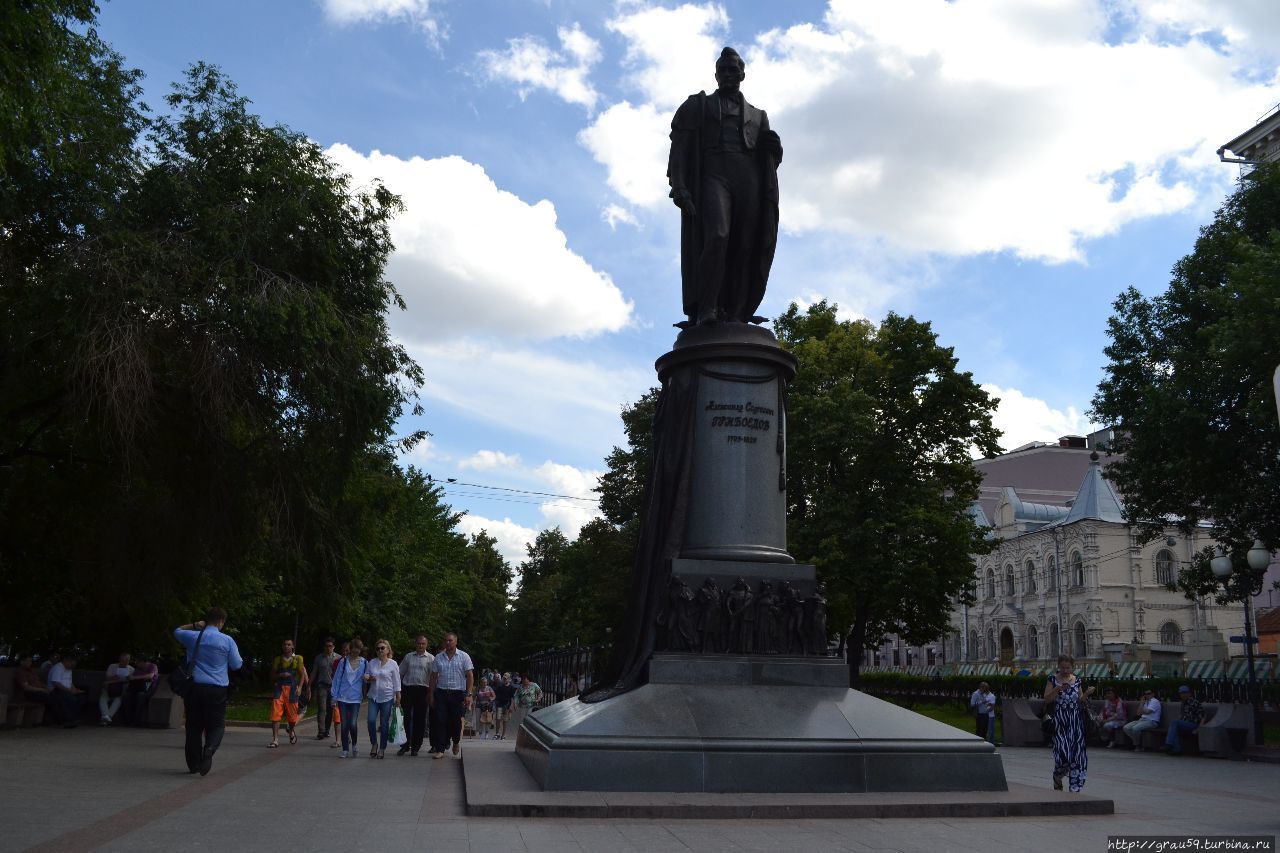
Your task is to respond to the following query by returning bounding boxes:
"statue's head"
[715,47,745,91]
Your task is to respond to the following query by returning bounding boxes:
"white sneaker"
[340,750,348,758]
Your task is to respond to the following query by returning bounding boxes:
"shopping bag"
[391,707,407,746]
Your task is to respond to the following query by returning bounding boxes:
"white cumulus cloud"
[572,0,1280,262]
[456,513,539,567]
[320,0,442,42]
[479,24,603,111]
[458,450,523,471]
[983,384,1097,452]
[325,144,633,342]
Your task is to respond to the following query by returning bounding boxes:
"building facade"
[863,431,1254,676]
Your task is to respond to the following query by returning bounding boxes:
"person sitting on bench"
[1164,685,1204,756]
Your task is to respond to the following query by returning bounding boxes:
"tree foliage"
[1092,164,1280,601]
[1,4,510,668]
[776,303,1001,678]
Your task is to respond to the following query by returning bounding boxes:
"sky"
[95,0,1280,566]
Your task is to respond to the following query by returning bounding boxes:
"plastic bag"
[391,707,407,746]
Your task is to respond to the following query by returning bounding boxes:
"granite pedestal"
[516,655,1008,793]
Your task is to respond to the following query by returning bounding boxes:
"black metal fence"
[857,671,1279,707]
[523,643,611,708]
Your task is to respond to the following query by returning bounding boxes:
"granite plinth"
[467,747,1112,819]
[516,658,1007,794]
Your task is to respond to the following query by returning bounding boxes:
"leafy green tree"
[455,530,514,667]
[0,48,428,658]
[1092,164,1280,601]
[596,390,658,527]
[776,303,1001,680]
[506,528,572,662]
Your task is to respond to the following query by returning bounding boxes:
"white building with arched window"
[863,432,1250,676]
[943,437,1244,674]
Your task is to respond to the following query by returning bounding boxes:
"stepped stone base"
[515,655,1008,794]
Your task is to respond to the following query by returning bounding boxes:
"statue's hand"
[761,130,783,164]
[672,190,697,216]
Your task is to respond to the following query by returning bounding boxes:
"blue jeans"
[337,701,360,752]
[1123,718,1157,747]
[1165,719,1198,753]
[367,699,393,751]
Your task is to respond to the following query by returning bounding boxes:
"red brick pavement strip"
[24,747,288,853]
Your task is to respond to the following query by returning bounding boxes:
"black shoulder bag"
[169,626,208,698]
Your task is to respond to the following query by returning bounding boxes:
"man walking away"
[398,634,433,756]
[174,608,243,776]
[428,632,473,759]
[310,638,338,741]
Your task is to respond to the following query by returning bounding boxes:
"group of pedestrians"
[171,608,539,776]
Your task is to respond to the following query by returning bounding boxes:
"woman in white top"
[363,639,402,758]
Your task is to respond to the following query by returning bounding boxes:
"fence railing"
[523,642,611,708]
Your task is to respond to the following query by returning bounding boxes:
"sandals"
[369,747,378,758]
[288,729,297,745]
[267,741,279,748]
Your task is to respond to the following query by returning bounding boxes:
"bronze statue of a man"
[668,47,782,326]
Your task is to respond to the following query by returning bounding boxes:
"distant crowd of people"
[10,650,160,728]
[172,608,544,776]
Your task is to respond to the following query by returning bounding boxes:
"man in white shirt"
[428,632,474,759]
[1122,689,1162,751]
[398,634,434,756]
[969,682,996,742]
[99,652,135,725]
[46,653,85,727]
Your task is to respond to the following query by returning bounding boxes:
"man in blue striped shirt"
[174,607,244,776]
[428,632,474,759]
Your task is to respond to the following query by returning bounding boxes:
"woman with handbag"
[1043,653,1096,792]
[363,639,401,758]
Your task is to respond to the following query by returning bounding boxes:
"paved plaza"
[2,724,1276,853]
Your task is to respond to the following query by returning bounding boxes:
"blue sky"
[95,0,1280,564]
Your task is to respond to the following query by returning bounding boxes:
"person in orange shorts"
[269,638,308,747]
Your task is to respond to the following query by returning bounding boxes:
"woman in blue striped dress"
[1044,653,1095,792]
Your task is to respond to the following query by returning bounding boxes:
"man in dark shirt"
[1164,685,1204,755]
[492,672,516,740]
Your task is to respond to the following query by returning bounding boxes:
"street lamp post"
[1210,540,1269,747]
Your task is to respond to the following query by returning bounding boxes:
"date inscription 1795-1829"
[657,577,828,656]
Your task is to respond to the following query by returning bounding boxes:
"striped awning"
[975,663,999,676]
[1184,660,1225,680]
[1081,663,1110,679]
[1115,661,1148,679]
[1227,658,1273,681]
[956,664,975,676]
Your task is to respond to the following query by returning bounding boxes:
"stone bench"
[1001,696,1248,758]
